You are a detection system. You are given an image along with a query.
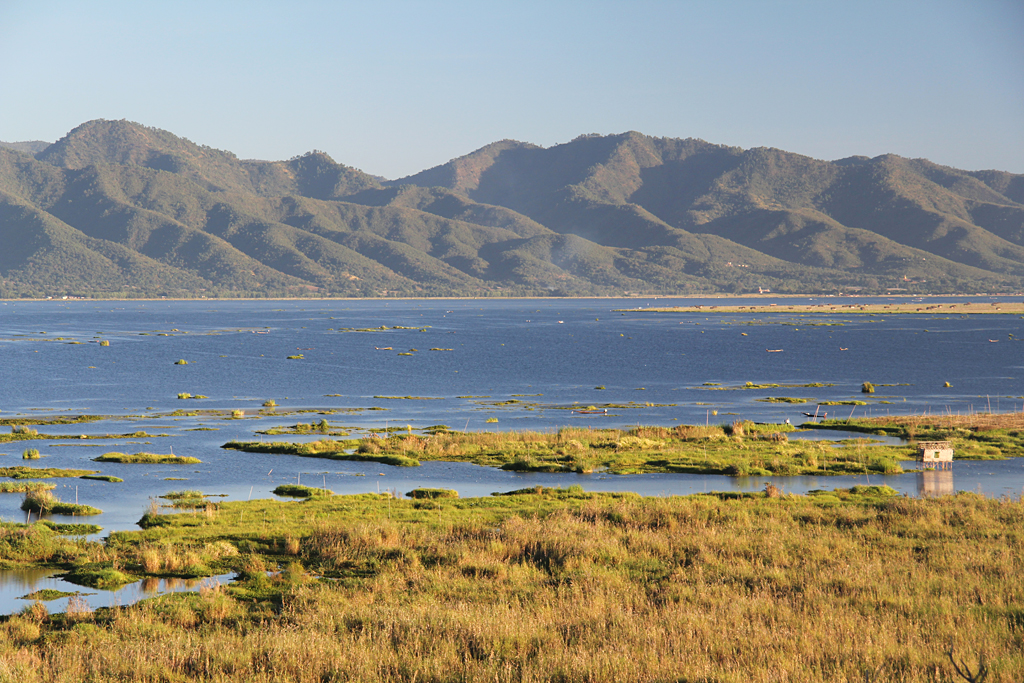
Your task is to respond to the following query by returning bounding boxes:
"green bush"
[407,488,458,499]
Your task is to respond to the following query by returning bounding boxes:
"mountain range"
[1,120,1022,298]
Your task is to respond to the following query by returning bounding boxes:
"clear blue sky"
[1,0,1021,178]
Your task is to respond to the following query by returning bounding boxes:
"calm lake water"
[1,295,1023,612]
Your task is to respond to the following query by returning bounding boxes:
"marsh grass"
[407,488,458,499]
[809,412,1024,458]
[62,567,135,589]
[0,466,99,479]
[258,420,348,436]
[93,453,202,465]
[272,484,333,498]
[236,424,905,476]
[20,490,101,516]
[0,481,56,493]
[160,490,204,500]
[37,521,102,535]
[0,416,104,427]
[158,490,214,510]
[223,439,417,467]
[1,429,163,445]
[78,474,123,483]
[2,490,1020,681]
[21,588,79,601]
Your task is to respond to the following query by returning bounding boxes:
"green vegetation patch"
[0,415,105,427]
[20,589,81,601]
[21,491,102,516]
[245,423,899,476]
[156,490,213,509]
[1,478,1020,681]
[258,421,349,436]
[93,452,202,464]
[407,488,458,499]
[334,325,430,333]
[373,395,443,400]
[61,567,135,589]
[0,481,57,492]
[37,520,103,535]
[273,484,334,498]
[78,474,123,483]
[0,467,99,479]
[0,429,165,444]
[222,440,418,467]
[805,413,1024,459]
[160,490,205,500]
[704,381,835,391]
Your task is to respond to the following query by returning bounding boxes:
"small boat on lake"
[766,349,783,353]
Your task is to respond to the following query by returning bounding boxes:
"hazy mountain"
[0,140,50,155]
[0,119,1020,298]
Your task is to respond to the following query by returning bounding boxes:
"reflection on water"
[0,567,61,591]
[918,470,955,496]
[139,576,204,594]
[0,571,234,617]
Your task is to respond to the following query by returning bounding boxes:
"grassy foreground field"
[0,487,1021,681]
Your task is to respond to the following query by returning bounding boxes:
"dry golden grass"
[2,491,1020,681]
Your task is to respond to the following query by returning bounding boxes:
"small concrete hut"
[917,440,953,470]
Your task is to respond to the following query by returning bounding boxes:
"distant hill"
[0,119,1021,298]
[0,140,50,155]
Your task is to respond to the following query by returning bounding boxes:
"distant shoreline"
[621,301,1024,314]
[4,293,1023,304]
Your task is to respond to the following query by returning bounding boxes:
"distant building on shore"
[917,440,953,470]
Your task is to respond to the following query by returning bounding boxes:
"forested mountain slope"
[1,120,1020,297]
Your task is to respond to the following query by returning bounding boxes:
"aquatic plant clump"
[20,588,80,601]
[0,481,57,493]
[0,467,99,480]
[262,424,897,476]
[61,568,135,589]
[407,488,458,499]
[92,453,202,464]
[272,484,334,498]
[20,490,101,516]
[37,521,102,535]
[222,440,419,467]
[159,490,205,500]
